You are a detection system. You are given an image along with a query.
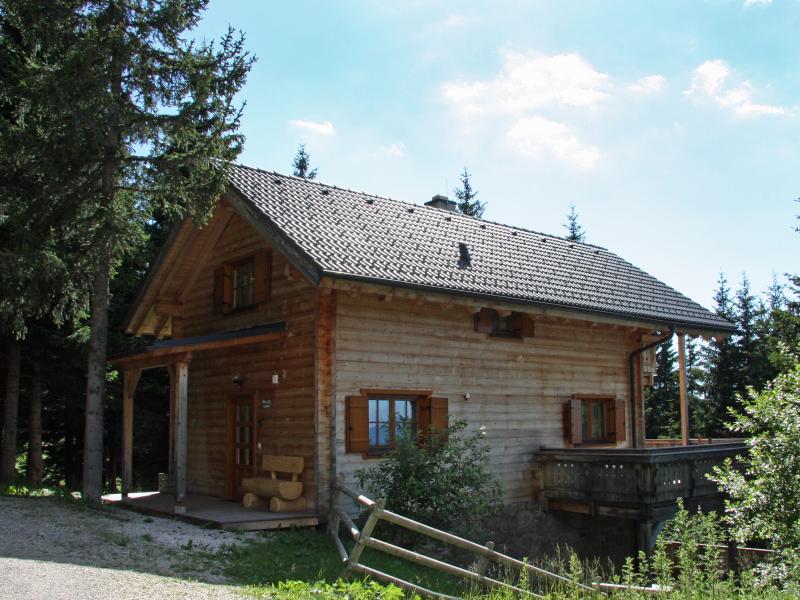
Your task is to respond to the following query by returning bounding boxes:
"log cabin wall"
[333,292,637,505]
[178,211,318,505]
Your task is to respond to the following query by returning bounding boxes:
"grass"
[221,527,465,597]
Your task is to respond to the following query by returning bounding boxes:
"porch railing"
[536,442,745,521]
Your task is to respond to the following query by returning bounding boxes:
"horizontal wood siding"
[178,212,318,505]
[334,294,635,505]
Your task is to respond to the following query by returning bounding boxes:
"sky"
[195,0,799,312]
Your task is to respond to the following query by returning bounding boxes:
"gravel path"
[0,496,258,599]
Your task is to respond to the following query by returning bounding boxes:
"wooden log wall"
[333,293,638,505]
[179,212,318,505]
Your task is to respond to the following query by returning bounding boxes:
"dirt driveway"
[0,496,256,599]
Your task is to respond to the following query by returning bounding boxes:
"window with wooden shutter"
[347,390,446,454]
[566,395,623,446]
[474,308,535,339]
[212,251,272,316]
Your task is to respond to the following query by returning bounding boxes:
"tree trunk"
[27,360,44,488]
[0,339,22,484]
[82,256,111,501]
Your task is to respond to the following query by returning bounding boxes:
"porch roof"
[110,322,286,370]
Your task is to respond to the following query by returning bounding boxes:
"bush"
[710,352,800,585]
[355,420,501,541]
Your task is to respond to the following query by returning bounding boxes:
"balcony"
[536,441,745,523]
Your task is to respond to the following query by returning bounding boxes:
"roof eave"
[321,272,736,337]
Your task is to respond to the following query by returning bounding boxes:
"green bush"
[356,419,501,541]
[711,352,800,586]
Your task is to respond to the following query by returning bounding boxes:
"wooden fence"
[328,477,602,599]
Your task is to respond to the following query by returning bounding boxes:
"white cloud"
[684,59,792,117]
[379,142,405,158]
[627,74,666,95]
[506,116,600,169]
[441,50,611,116]
[744,0,771,7]
[289,119,336,136]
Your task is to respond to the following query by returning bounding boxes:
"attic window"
[473,308,535,339]
[213,251,272,315]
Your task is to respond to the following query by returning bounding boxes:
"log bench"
[241,454,307,513]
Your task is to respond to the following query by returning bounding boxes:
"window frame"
[366,395,417,455]
[567,394,624,446]
[474,308,535,339]
[231,256,256,310]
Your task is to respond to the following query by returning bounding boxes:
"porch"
[536,440,745,550]
[102,491,319,531]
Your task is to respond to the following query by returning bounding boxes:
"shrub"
[355,420,501,540]
[710,353,800,586]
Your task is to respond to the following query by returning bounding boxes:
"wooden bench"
[241,455,307,512]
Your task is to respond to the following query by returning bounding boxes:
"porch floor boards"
[101,491,319,531]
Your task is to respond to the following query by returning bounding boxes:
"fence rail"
[328,476,602,599]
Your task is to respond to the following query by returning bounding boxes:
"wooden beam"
[174,360,189,511]
[678,333,689,446]
[154,302,184,318]
[121,369,142,498]
[174,207,234,303]
[111,330,283,369]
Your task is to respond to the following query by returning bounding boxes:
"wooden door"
[225,393,257,500]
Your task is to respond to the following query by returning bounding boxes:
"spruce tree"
[563,203,586,243]
[1,0,253,500]
[645,342,680,439]
[292,142,318,179]
[698,274,738,436]
[453,167,485,218]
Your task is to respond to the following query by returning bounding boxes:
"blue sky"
[196,0,799,311]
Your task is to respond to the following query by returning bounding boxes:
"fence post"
[476,541,494,578]
[345,497,385,576]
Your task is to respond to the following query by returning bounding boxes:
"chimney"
[425,194,457,212]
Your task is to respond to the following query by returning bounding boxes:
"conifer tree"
[563,203,586,243]
[1,0,253,500]
[645,342,680,438]
[292,142,318,179]
[453,167,485,218]
[698,274,738,436]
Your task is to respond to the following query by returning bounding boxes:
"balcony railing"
[536,441,745,522]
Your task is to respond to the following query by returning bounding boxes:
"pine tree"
[1,1,253,500]
[453,167,485,218]
[563,203,586,243]
[645,342,680,439]
[292,142,318,179]
[698,274,738,436]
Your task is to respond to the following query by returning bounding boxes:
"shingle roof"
[226,163,734,333]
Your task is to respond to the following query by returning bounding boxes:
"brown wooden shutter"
[569,398,582,445]
[474,308,496,334]
[418,396,431,432]
[345,395,369,453]
[511,313,536,338]
[253,251,272,304]
[615,398,626,443]
[213,267,225,315]
[429,397,448,432]
[605,401,616,442]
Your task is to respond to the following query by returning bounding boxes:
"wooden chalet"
[113,164,741,542]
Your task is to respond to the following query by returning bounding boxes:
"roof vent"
[425,194,457,212]
[458,242,471,268]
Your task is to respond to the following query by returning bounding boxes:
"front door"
[225,393,257,500]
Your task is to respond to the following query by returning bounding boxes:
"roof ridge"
[231,162,609,252]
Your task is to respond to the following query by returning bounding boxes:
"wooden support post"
[678,333,689,446]
[167,364,177,478]
[121,369,141,499]
[476,541,495,579]
[174,360,189,512]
